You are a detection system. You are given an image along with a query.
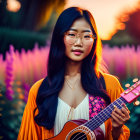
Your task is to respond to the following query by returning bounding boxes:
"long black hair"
[34,7,111,130]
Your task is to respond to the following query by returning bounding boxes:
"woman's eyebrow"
[82,30,91,33]
[69,28,77,32]
[69,28,92,33]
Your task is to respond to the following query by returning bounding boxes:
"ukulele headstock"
[121,78,140,104]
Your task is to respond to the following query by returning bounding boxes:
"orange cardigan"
[18,73,130,140]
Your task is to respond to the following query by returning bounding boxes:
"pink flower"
[91,113,96,117]
[94,100,98,103]
[5,45,15,100]
[90,96,94,101]
[96,104,100,108]
[93,108,97,111]
[89,104,92,108]
[92,101,95,105]
[89,109,92,113]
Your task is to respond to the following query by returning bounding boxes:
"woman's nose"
[74,37,83,46]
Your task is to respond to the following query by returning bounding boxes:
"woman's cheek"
[85,45,93,55]
[65,45,72,58]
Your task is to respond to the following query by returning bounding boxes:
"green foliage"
[0,80,26,140]
[0,27,47,59]
[0,0,65,58]
[102,31,138,47]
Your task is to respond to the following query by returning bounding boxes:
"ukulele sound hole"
[70,132,87,140]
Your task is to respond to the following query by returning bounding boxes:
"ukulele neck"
[84,97,127,131]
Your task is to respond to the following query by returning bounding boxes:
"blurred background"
[0,0,140,139]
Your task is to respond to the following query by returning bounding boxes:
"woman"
[18,7,130,140]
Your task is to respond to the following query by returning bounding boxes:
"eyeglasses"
[64,31,96,45]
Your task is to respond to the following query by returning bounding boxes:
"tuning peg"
[124,83,131,94]
[125,83,130,88]
[133,78,138,83]
[133,100,140,106]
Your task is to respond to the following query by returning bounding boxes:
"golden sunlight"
[65,0,139,40]
[6,0,21,12]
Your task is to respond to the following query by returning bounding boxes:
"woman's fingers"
[113,107,125,118]
[111,104,130,127]
[121,104,130,121]
[111,108,125,124]
[111,112,124,126]
[121,103,130,114]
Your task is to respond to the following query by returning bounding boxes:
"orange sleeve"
[103,73,130,140]
[18,79,44,140]
[105,119,130,140]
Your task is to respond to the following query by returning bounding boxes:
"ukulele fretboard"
[84,97,127,130]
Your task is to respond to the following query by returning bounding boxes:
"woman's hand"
[111,103,130,140]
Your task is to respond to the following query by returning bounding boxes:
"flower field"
[0,44,140,139]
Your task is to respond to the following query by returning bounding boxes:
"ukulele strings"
[71,129,90,140]
[70,82,140,139]
[84,82,140,130]
[85,97,124,129]
[71,98,124,140]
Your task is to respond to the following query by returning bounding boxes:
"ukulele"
[47,79,140,140]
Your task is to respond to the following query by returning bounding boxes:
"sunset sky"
[65,0,139,40]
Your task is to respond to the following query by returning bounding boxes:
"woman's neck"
[65,59,82,77]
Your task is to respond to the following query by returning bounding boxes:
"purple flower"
[5,45,15,100]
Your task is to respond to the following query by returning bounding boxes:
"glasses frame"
[64,31,96,45]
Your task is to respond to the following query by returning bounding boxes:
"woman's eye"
[84,35,91,38]
[68,33,76,37]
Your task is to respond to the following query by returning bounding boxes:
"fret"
[117,98,123,105]
[85,115,100,130]
[104,106,112,118]
[112,100,122,109]
[95,112,105,123]
[92,109,110,129]
[107,103,114,112]
[84,96,127,130]
[120,96,128,104]
[100,109,109,118]
[93,114,103,124]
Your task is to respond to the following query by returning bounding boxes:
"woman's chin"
[68,57,84,62]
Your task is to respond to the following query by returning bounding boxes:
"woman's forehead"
[69,18,92,32]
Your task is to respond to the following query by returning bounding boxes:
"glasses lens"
[83,34,93,40]
[65,31,76,44]
[65,31,96,44]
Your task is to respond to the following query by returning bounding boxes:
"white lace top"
[54,94,105,136]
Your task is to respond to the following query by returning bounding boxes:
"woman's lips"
[72,49,83,56]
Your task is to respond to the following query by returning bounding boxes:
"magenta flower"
[5,45,15,100]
